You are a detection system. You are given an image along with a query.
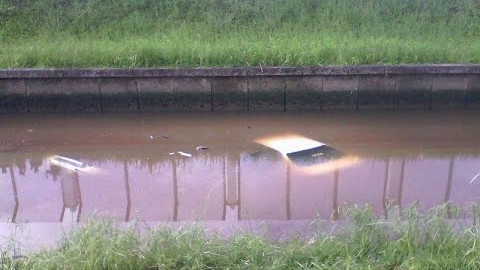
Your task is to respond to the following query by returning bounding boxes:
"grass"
[2,205,480,269]
[0,0,479,68]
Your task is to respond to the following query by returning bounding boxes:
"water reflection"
[128,161,174,221]
[1,152,480,223]
[78,161,127,221]
[402,157,451,211]
[338,159,386,216]
[290,163,335,220]
[15,162,63,222]
[46,163,81,222]
[176,157,224,221]
[240,153,288,220]
[450,157,480,213]
[0,167,17,222]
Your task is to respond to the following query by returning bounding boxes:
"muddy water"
[1,111,480,223]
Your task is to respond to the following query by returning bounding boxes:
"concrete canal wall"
[1,65,480,113]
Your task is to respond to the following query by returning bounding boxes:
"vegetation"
[2,205,480,269]
[0,0,479,68]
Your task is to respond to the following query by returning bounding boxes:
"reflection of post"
[444,157,455,218]
[222,157,227,220]
[124,161,131,222]
[382,158,390,219]
[332,168,339,220]
[444,157,455,203]
[224,155,240,221]
[50,164,82,223]
[385,158,405,208]
[59,205,66,222]
[286,162,291,220]
[76,178,83,222]
[237,158,241,220]
[9,166,19,223]
[398,159,405,211]
[171,159,178,222]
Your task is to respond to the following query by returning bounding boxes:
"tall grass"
[0,0,479,67]
[3,205,480,269]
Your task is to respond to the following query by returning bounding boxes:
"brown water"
[1,111,480,223]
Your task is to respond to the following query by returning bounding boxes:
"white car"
[255,134,359,175]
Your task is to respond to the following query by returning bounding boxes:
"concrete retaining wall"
[1,65,480,113]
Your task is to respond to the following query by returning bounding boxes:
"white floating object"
[169,152,176,155]
[149,135,155,139]
[196,146,208,150]
[470,172,480,184]
[49,155,86,171]
[177,151,192,157]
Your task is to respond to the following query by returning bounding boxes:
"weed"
[3,205,480,269]
[0,0,479,67]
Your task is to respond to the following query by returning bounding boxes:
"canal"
[1,111,480,223]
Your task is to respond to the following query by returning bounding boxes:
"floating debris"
[169,152,176,155]
[470,172,480,184]
[196,146,208,150]
[149,135,155,139]
[178,151,192,157]
[162,134,169,138]
[49,155,86,171]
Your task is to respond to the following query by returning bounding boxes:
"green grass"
[0,0,479,68]
[3,205,480,269]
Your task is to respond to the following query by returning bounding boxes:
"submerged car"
[255,134,359,174]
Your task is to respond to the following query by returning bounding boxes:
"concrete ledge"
[28,78,101,113]
[2,65,480,79]
[1,65,480,113]
[211,77,248,111]
[0,79,28,113]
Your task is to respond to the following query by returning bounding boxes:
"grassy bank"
[0,0,479,68]
[2,206,480,269]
